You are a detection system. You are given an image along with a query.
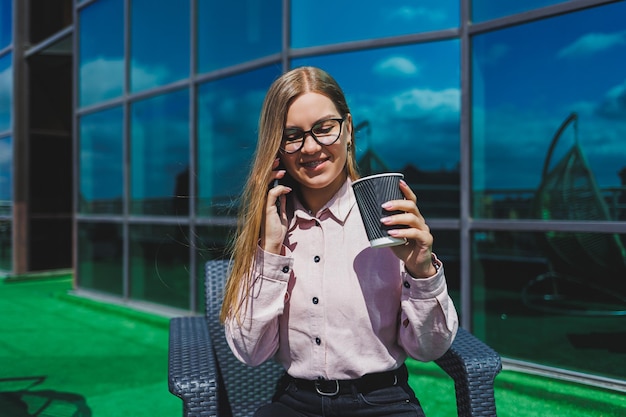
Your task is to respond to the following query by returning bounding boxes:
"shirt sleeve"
[397,256,459,362]
[224,245,292,366]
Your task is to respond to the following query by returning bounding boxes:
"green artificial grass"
[1,274,624,416]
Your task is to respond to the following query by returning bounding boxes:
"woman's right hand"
[260,158,292,254]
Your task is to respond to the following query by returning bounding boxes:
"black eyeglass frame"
[279,117,346,154]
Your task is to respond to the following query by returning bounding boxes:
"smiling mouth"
[300,159,327,168]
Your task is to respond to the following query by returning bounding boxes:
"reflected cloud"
[479,43,509,66]
[385,6,447,24]
[374,56,420,78]
[391,87,460,117]
[80,57,123,105]
[80,57,172,105]
[558,31,626,58]
[0,64,12,130]
[594,79,626,119]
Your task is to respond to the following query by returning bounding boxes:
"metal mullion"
[122,0,131,301]
[468,0,620,35]
[460,0,473,331]
[282,0,290,71]
[188,0,197,312]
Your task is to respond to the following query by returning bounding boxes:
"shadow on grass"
[0,376,91,417]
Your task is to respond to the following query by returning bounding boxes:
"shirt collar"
[290,178,356,227]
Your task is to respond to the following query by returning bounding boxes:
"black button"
[314,255,320,263]
[312,297,319,304]
[282,266,290,273]
[403,281,410,288]
[315,337,321,345]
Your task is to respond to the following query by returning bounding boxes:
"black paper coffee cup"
[352,173,407,248]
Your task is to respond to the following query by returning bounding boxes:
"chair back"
[204,260,284,417]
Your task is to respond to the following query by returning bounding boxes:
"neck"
[299,173,347,214]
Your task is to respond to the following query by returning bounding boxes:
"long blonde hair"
[220,66,359,323]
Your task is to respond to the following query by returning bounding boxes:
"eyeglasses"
[280,117,345,154]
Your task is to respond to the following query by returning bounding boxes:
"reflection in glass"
[0,52,12,132]
[79,107,123,214]
[195,225,234,313]
[293,40,461,218]
[0,136,11,215]
[129,223,190,309]
[472,0,566,23]
[78,0,124,107]
[291,0,458,48]
[0,219,11,271]
[0,0,11,49]
[130,0,189,93]
[197,0,281,73]
[131,89,190,216]
[472,2,626,220]
[197,66,280,216]
[78,222,123,295]
[473,230,626,381]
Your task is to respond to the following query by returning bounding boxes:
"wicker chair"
[168,260,502,417]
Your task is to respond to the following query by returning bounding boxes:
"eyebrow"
[284,114,340,129]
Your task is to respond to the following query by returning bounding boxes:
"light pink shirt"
[225,179,458,380]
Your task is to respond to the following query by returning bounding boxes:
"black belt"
[287,364,407,396]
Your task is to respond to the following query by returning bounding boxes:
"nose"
[300,131,321,153]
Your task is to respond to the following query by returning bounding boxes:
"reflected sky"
[473,2,626,191]
[197,0,281,73]
[0,52,11,133]
[0,0,11,49]
[472,0,567,22]
[79,0,124,107]
[293,40,460,173]
[130,0,189,93]
[131,89,189,215]
[0,136,11,203]
[197,65,281,212]
[79,107,123,207]
[291,0,458,48]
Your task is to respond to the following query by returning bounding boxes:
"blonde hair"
[220,66,359,323]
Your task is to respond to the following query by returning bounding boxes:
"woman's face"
[280,92,351,196]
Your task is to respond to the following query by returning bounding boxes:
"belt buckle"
[314,379,340,396]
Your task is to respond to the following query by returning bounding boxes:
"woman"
[221,66,458,417]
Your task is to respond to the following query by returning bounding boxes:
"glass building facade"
[2,0,625,390]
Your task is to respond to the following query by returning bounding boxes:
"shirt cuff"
[401,256,446,299]
[254,244,293,283]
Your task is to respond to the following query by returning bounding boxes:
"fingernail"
[400,179,407,186]
[380,217,391,224]
[381,202,392,209]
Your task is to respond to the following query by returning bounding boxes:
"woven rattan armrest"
[435,327,502,417]
[168,316,222,417]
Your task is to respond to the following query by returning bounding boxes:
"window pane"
[78,222,123,296]
[0,0,11,49]
[472,3,626,220]
[195,224,234,313]
[293,41,461,219]
[129,223,189,309]
[79,107,123,214]
[0,136,11,214]
[291,1,458,48]
[197,66,280,217]
[78,0,124,107]
[197,0,281,73]
[0,219,11,271]
[130,0,189,93]
[131,89,190,216]
[0,52,12,132]
[473,230,626,381]
[473,0,567,23]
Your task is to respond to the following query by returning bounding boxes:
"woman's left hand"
[380,180,438,278]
